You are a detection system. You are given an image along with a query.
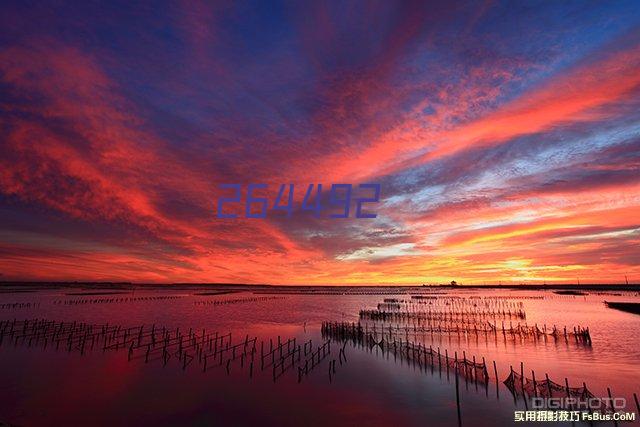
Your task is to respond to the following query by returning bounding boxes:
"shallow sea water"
[1,287,639,426]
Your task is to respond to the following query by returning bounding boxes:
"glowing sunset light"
[1,1,639,285]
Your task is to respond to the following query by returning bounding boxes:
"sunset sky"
[1,1,639,285]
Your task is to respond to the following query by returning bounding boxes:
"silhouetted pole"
[607,388,618,427]
[493,360,499,397]
[455,367,462,427]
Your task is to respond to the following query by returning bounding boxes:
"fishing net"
[322,321,490,382]
[359,309,526,321]
[504,370,614,412]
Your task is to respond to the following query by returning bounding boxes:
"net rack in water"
[321,321,489,384]
[0,302,41,310]
[194,296,286,306]
[0,318,334,384]
[357,320,591,345]
[503,365,640,416]
[360,308,526,321]
[297,340,332,382]
[53,295,182,305]
[407,297,526,310]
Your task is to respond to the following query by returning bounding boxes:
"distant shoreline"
[0,281,639,292]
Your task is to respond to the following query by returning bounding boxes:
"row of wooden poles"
[3,317,635,425]
[376,305,527,320]
[401,297,526,311]
[1,295,284,309]
[369,315,497,329]
[322,320,490,427]
[1,302,41,309]
[504,362,640,427]
[355,317,591,345]
[364,307,527,320]
[365,297,589,345]
[367,320,591,349]
[53,295,182,305]
[194,296,286,306]
[365,313,515,328]
[257,336,330,381]
[390,303,526,315]
[384,297,526,307]
[378,297,526,309]
[321,320,637,427]
[364,316,591,345]
[0,318,332,383]
[322,321,490,382]
[410,295,544,300]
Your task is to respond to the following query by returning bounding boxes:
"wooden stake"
[607,388,618,427]
[455,366,462,427]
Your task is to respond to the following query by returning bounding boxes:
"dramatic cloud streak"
[1,0,639,284]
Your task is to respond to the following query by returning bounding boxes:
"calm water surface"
[1,287,639,426]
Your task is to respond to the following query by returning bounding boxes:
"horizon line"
[1,280,638,289]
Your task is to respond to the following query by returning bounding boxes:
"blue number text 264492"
[216,184,380,219]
